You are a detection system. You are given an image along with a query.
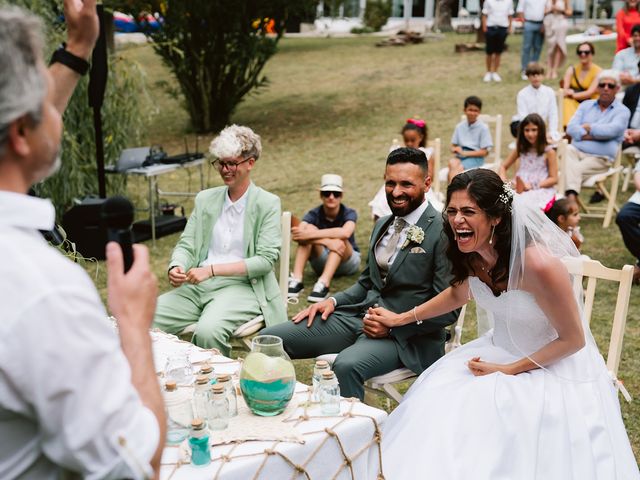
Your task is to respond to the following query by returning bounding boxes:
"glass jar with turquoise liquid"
[239,335,296,416]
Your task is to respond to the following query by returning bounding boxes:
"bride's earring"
[489,225,496,245]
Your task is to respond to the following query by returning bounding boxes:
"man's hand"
[366,306,401,328]
[292,298,335,328]
[168,266,187,288]
[291,226,313,242]
[620,72,634,86]
[106,242,157,332]
[185,267,212,285]
[625,128,640,144]
[581,123,591,134]
[467,357,515,376]
[362,316,390,339]
[451,146,463,155]
[63,0,99,60]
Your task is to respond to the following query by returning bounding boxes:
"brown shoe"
[633,265,640,285]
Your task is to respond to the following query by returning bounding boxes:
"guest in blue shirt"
[288,174,361,303]
[448,96,494,183]
[565,70,630,201]
[612,24,640,87]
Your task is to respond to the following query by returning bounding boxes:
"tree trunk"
[435,0,456,31]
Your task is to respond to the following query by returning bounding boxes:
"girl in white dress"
[368,169,639,479]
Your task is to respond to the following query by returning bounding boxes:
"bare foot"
[515,176,526,194]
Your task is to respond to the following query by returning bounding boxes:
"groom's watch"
[329,297,337,307]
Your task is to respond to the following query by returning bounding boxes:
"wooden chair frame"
[561,257,634,379]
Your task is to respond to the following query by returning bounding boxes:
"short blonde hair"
[209,124,262,161]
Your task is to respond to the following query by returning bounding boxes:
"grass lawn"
[89,31,639,457]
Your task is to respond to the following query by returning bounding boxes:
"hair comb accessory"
[543,196,556,213]
[498,183,514,212]
[407,118,426,128]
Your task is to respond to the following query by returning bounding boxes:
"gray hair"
[597,69,620,86]
[0,6,47,156]
[209,124,262,161]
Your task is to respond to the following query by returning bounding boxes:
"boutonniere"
[402,225,425,249]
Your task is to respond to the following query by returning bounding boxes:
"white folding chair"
[575,147,624,228]
[428,138,443,198]
[561,257,634,401]
[179,211,291,351]
[621,147,639,192]
[316,305,467,408]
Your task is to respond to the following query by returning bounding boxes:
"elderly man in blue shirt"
[565,70,631,202]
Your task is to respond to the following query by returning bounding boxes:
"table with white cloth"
[152,331,387,480]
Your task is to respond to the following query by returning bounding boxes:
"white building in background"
[314,0,600,34]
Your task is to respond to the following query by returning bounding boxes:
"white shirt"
[483,0,515,27]
[0,192,159,480]
[516,0,546,21]
[375,199,430,267]
[516,84,561,139]
[202,188,248,266]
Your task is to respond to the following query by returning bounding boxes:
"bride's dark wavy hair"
[443,169,512,286]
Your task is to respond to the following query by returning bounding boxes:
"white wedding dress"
[381,276,640,479]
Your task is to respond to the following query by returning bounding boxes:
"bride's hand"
[366,306,401,328]
[467,357,515,376]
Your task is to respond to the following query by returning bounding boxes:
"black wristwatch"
[49,43,90,76]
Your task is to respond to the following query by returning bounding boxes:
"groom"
[262,148,458,400]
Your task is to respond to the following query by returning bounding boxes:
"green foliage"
[6,0,147,219]
[363,0,391,31]
[351,26,375,34]
[111,0,303,133]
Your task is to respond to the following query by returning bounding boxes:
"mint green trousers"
[153,276,261,356]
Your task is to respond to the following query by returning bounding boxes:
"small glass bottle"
[216,374,238,417]
[164,381,193,444]
[165,353,194,385]
[319,370,341,415]
[188,418,211,467]
[192,375,212,423]
[312,360,330,403]
[209,384,230,431]
[199,363,215,383]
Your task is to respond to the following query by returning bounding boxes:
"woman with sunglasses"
[289,174,361,303]
[561,41,601,129]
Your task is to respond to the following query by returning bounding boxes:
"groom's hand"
[363,316,390,339]
[292,298,335,328]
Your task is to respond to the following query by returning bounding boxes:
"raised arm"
[50,0,99,114]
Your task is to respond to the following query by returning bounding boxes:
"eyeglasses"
[597,82,617,89]
[577,50,592,56]
[320,191,342,199]
[210,157,252,171]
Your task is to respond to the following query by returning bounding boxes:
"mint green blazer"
[168,182,287,327]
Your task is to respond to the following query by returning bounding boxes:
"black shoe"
[589,191,605,204]
[287,278,304,298]
[307,281,329,303]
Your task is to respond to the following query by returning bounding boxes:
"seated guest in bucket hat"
[288,174,361,303]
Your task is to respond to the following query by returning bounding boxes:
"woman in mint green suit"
[153,125,287,355]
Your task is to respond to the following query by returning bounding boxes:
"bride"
[367,169,639,479]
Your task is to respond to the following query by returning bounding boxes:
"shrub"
[364,0,391,32]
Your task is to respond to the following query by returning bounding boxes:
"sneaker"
[287,277,304,298]
[483,72,492,82]
[491,72,502,82]
[307,281,329,303]
[589,191,605,204]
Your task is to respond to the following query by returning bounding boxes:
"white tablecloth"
[153,331,387,480]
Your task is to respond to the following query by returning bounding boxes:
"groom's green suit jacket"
[168,182,287,327]
[333,202,459,374]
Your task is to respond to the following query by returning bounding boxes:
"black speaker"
[62,197,109,260]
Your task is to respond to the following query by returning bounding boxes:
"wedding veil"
[505,193,605,384]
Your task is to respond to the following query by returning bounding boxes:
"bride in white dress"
[367,169,639,479]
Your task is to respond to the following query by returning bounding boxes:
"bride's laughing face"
[446,189,498,253]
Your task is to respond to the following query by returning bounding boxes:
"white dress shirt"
[202,188,248,266]
[516,84,561,140]
[0,192,158,480]
[516,0,546,21]
[375,199,430,267]
[483,0,515,27]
